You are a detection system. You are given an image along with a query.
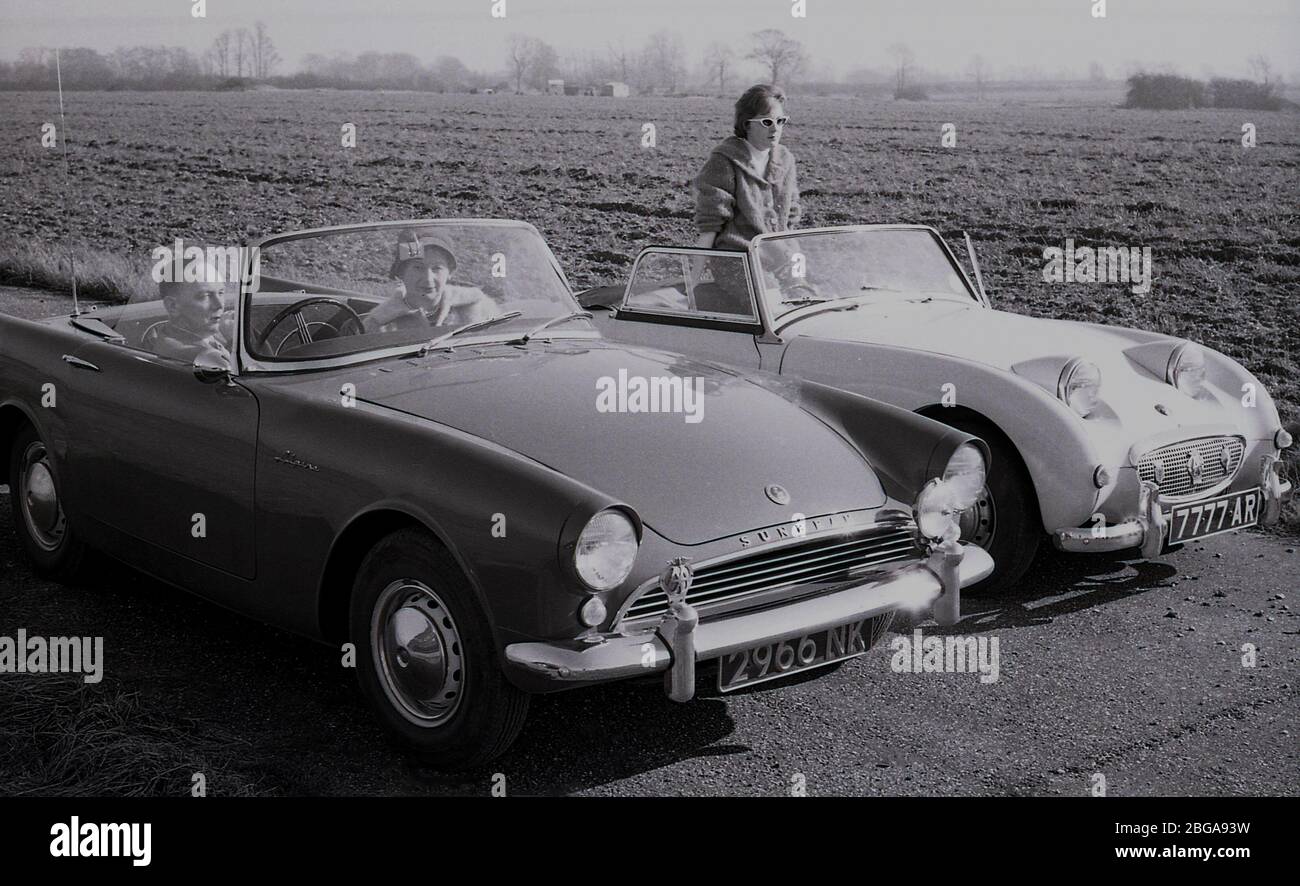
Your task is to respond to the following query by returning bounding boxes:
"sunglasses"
[747,116,789,129]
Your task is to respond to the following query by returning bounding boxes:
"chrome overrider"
[1053,451,1292,556]
[505,534,993,703]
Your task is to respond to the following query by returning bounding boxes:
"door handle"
[61,354,101,372]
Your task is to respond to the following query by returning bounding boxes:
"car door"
[58,336,259,579]
[602,248,763,369]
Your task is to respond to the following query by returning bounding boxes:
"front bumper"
[504,542,993,702]
[1052,454,1292,556]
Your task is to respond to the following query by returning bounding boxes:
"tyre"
[943,417,1041,596]
[349,528,529,768]
[8,423,91,582]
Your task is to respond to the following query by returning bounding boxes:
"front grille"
[621,525,919,623]
[1137,435,1245,500]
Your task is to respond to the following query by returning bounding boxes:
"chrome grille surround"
[617,522,921,626]
[1137,435,1245,502]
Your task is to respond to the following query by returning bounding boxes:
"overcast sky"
[1,0,1296,80]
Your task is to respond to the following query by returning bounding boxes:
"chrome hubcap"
[371,580,465,727]
[959,484,996,549]
[19,442,65,552]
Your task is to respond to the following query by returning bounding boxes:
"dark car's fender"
[775,376,990,505]
[244,375,640,650]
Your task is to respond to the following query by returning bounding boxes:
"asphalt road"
[1,483,1296,796]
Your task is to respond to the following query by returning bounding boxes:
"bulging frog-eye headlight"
[575,509,639,591]
[1058,358,1102,418]
[913,479,962,544]
[1166,342,1206,397]
[942,443,987,510]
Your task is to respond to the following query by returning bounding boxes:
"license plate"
[1165,487,1261,546]
[718,619,871,692]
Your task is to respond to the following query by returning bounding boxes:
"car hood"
[783,299,1254,443]
[785,300,1145,370]
[353,340,885,544]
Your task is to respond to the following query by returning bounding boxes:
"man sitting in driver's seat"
[153,273,233,365]
[364,230,495,333]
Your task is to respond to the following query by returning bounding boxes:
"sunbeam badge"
[660,557,694,604]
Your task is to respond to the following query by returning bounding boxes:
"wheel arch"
[0,401,42,485]
[318,507,477,646]
[914,403,1043,525]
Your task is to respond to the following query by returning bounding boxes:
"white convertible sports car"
[579,224,1293,593]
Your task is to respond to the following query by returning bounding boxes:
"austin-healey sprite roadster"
[1,219,994,767]
[578,225,1293,593]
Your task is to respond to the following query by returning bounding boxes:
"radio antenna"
[55,48,81,317]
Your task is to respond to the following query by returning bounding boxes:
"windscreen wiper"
[503,311,593,345]
[418,311,522,354]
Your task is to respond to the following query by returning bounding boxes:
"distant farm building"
[602,81,630,98]
[547,79,565,95]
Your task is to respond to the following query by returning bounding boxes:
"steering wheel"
[783,279,823,301]
[256,297,365,356]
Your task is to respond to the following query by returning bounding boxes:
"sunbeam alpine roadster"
[1,220,994,767]
[579,224,1293,594]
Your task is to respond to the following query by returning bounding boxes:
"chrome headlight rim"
[1057,357,1102,418]
[573,507,640,592]
[1165,341,1207,397]
[941,442,987,511]
[913,478,962,545]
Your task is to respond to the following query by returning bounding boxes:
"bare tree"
[607,39,632,85]
[529,40,560,90]
[233,27,251,78]
[642,30,686,93]
[703,41,734,96]
[211,30,232,78]
[507,34,536,93]
[967,54,988,99]
[1247,54,1274,84]
[888,42,915,90]
[746,29,806,85]
[251,21,279,79]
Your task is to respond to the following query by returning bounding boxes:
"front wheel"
[944,418,1041,596]
[349,528,529,769]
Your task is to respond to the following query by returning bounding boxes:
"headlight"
[942,443,986,510]
[1166,342,1206,397]
[574,509,639,591]
[913,479,962,544]
[1058,358,1102,417]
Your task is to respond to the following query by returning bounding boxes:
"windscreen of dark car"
[244,222,586,361]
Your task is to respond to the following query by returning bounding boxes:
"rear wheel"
[8,423,90,582]
[349,528,529,769]
[942,418,1041,595]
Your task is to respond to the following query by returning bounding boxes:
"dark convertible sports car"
[0,220,993,766]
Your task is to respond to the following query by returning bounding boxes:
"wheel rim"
[959,484,996,549]
[371,580,465,727]
[18,441,65,552]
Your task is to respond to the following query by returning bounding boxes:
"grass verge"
[0,675,275,796]
[0,239,145,304]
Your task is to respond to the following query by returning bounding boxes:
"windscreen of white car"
[756,229,977,322]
